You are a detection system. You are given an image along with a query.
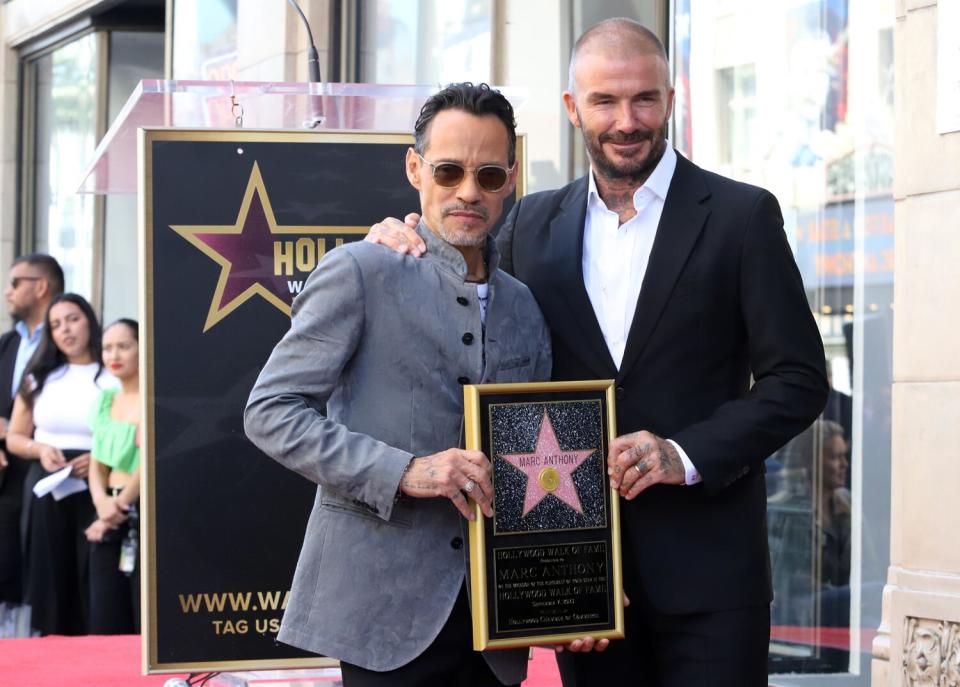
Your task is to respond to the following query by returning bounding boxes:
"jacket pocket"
[319,491,412,528]
[499,355,531,371]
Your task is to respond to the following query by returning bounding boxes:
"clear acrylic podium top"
[80,79,525,195]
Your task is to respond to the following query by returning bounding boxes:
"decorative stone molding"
[903,617,960,686]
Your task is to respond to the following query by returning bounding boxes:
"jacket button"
[457,376,469,385]
[616,386,625,400]
[462,332,474,345]
[456,296,469,306]
[450,537,463,550]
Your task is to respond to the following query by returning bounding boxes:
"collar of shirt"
[586,143,678,215]
[580,144,678,372]
[415,219,500,281]
[14,319,43,342]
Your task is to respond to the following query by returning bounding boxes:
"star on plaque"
[500,410,596,517]
[171,161,365,332]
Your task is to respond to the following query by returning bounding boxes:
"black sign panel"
[142,130,520,671]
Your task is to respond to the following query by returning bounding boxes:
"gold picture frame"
[463,380,625,650]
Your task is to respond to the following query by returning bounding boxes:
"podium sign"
[141,129,521,672]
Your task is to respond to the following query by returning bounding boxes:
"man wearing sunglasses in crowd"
[367,18,828,687]
[245,83,555,686]
[0,254,64,632]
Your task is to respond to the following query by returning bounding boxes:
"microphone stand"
[287,0,325,127]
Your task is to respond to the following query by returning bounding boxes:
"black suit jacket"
[0,329,23,602]
[495,152,828,614]
[0,330,21,420]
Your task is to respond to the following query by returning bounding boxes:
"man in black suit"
[369,18,828,686]
[0,254,64,619]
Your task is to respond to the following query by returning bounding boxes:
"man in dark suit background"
[369,18,828,686]
[0,254,63,631]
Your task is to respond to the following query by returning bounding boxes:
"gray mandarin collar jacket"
[245,221,551,682]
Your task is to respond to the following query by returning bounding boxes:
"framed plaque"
[464,380,625,650]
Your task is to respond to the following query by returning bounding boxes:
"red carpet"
[0,635,169,687]
[0,636,563,686]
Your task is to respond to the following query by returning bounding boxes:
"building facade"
[0,1,954,685]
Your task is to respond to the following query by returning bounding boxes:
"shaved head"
[568,18,671,94]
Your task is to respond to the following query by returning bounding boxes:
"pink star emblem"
[500,410,596,517]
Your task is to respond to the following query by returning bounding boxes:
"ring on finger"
[463,479,476,493]
[633,464,643,475]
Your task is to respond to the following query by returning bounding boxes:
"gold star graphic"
[171,161,366,332]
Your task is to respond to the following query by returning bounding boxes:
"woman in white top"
[7,293,115,635]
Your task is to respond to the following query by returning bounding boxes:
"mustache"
[442,203,489,220]
[599,130,654,145]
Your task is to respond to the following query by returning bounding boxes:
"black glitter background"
[490,401,607,534]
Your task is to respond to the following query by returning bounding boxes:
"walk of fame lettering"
[171,161,366,331]
[500,410,597,517]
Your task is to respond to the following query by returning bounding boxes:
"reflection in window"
[715,64,757,167]
[103,31,165,324]
[171,0,238,80]
[359,0,491,84]
[674,0,894,680]
[33,33,99,297]
[768,420,852,670]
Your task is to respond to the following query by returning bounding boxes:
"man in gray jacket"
[244,83,551,686]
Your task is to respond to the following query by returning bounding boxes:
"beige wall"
[0,11,16,287]
[234,0,334,83]
[873,1,960,685]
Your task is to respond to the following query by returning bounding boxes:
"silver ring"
[633,464,643,475]
[463,480,476,493]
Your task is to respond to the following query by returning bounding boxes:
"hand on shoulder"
[365,213,424,256]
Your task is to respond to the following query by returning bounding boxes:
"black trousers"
[23,484,95,636]
[88,515,140,634]
[556,596,770,687]
[0,454,28,603]
[340,584,519,687]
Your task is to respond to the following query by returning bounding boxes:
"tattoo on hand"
[402,480,434,491]
[657,439,682,478]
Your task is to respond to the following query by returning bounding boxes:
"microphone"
[287,0,325,126]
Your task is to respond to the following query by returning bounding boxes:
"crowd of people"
[0,253,141,638]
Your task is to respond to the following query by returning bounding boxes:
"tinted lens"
[432,163,466,187]
[476,166,508,191]
[10,277,38,289]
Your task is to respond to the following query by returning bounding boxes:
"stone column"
[873,1,960,685]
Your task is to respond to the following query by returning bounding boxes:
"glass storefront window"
[32,32,100,297]
[359,0,492,84]
[171,0,238,80]
[673,0,894,682]
[102,31,165,324]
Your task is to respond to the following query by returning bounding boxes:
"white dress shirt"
[581,145,701,485]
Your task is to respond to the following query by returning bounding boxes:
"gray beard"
[435,225,488,248]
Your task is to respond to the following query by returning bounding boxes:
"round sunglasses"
[417,153,513,192]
